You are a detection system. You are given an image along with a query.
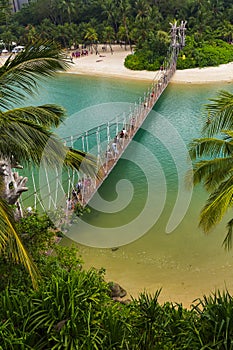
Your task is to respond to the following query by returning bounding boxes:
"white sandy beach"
[1,45,233,83]
[66,45,233,83]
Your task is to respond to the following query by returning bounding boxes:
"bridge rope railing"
[19,21,186,223]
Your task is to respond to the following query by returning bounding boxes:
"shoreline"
[172,62,233,84]
[66,45,233,84]
[1,45,233,84]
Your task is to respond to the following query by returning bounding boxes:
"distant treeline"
[0,0,232,69]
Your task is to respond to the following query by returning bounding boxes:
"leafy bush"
[0,268,108,349]
[124,53,146,70]
[130,291,199,349]
[124,53,162,71]
[0,212,83,291]
[124,32,169,72]
[126,37,233,71]
[177,39,233,69]
[192,290,233,349]
[2,283,233,349]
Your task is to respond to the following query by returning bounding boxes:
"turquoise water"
[23,74,233,306]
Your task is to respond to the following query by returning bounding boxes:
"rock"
[108,282,127,298]
[112,297,131,305]
[111,247,119,252]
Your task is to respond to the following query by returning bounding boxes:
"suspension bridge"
[20,21,186,220]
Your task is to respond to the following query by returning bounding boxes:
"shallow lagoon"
[25,74,233,307]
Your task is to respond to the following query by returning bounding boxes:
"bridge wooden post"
[85,131,89,152]
[96,127,103,176]
[107,122,110,144]
[116,116,119,136]
[54,166,59,209]
[31,171,38,210]
[82,135,85,152]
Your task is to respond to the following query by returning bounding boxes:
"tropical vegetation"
[1,214,233,349]
[1,2,233,348]
[189,90,233,250]
[0,40,94,286]
[0,0,232,70]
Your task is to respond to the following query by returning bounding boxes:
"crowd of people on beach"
[69,44,116,62]
[71,48,89,59]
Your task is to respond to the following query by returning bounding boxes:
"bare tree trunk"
[0,158,28,219]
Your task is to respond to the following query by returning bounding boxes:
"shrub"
[124,53,146,70]
[0,269,109,348]
[177,40,233,69]
[191,290,233,349]
[126,38,233,71]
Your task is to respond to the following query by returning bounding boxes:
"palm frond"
[190,90,233,249]
[222,130,233,140]
[223,218,233,251]
[203,90,233,137]
[64,148,99,179]
[189,136,233,160]
[0,115,67,167]
[0,40,70,110]
[0,198,39,288]
[199,176,233,233]
[0,109,97,175]
[191,158,233,191]
[2,104,66,129]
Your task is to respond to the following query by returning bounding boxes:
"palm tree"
[135,0,152,20]
[101,0,119,38]
[0,0,12,26]
[84,27,98,53]
[188,90,233,249]
[118,0,132,51]
[0,40,94,286]
[217,20,233,43]
[102,25,115,52]
[57,0,76,25]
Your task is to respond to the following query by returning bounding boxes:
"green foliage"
[3,0,232,70]
[124,30,170,71]
[177,39,233,69]
[52,244,83,272]
[124,52,162,71]
[73,202,91,217]
[100,304,134,349]
[125,37,233,70]
[192,290,233,349]
[0,211,83,290]
[130,291,199,349]
[124,53,145,70]
[0,210,56,292]
[2,280,233,349]
[16,211,55,257]
[189,91,233,248]
[0,268,110,349]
